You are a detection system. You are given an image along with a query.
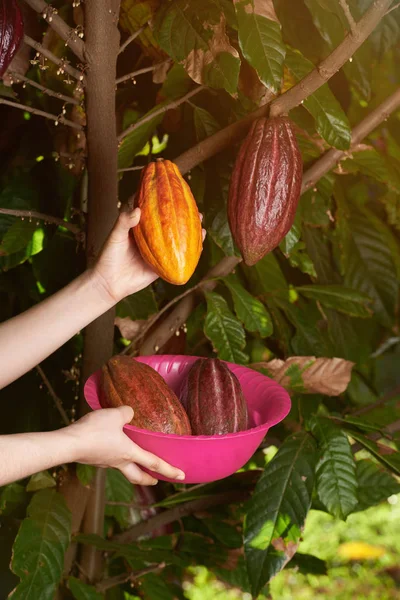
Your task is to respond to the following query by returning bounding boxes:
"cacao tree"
[0,0,400,598]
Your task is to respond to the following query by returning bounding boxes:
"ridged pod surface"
[134,159,202,285]
[0,0,24,78]
[101,356,191,435]
[180,358,248,435]
[228,116,303,266]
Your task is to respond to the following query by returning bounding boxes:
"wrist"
[84,267,119,308]
[58,423,87,464]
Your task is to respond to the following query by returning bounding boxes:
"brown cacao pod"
[133,158,202,285]
[228,116,303,266]
[180,358,248,435]
[0,0,24,78]
[101,356,191,435]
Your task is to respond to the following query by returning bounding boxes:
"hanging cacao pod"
[101,356,192,435]
[180,358,248,435]
[133,158,202,285]
[0,0,24,78]
[228,116,303,266]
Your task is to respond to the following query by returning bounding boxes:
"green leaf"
[345,429,400,477]
[285,48,351,150]
[76,464,96,487]
[105,468,134,528]
[310,417,358,520]
[0,220,40,255]
[341,147,400,191]
[204,291,249,364]
[10,489,71,600]
[154,0,240,94]
[296,284,373,318]
[335,195,397,328]
[193,106,221,142]
[116,285,158,320]
[0,483,27,516]
[223,274,273,337]
[209,208,240,257]
[140,573,177,600]
[244,432,318,597]
[26,471,57,492]
[118,104,166,169]
[203,518,243,548]
[234,0,285,93]
[68,577,103,600]
[241,252,288,296]
[355,460,400,512]
[288,552,327,575]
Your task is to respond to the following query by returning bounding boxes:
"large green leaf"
[285,48,351,150]
[26,471,57,492]
[244,432,318,597]
[296,284,373,318]
[116,285,158,320]
[355,460,400,512]
[0,220,38,255]
[341,147,400,192]
[346,429,400,476]
[310,417,358,520]
[10,490,71,600]
[154,0,240,94]
[204,291,248,364]
[209,208,240,257]
[0,483,27,516]
[68,577,103,600]
[223,274,273,337]
[336,201,397,329]
[234,0,285,93]
[105,468,134,529]
[118,104,166,169]
[140,573,176,600]
[193,106,221,142]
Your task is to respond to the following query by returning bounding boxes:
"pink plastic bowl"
[84,354,291,484]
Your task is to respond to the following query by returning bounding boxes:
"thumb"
[110,208,141,242]
[116,405,134,425]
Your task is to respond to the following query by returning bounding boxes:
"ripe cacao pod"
[0,0,24,78]
[228,116,303,266]
[133,158,202,285]
[101,356,191,435]
[180,358,248,435]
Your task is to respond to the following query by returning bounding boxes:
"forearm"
[0,269,114,389]
[0,428,80,486]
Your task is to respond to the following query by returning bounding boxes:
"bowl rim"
[84,354,291,441]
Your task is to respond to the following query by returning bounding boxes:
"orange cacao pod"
[228,116,303,266]
[0,0,24,77]
[180,358,248,435]
[101,356,191,435]
[134,159,202,285]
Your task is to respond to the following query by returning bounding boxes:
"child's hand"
[93,208,158,304]
[67,406,185,485]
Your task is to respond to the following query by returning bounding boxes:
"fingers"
[119,463,158,486]
[202,228,206,242]
[115,405,134,425]
[110,208,141,243]
[132,447,185,481]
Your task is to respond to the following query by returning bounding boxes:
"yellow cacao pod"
[134,159,203,285]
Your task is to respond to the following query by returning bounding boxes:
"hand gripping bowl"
[84,355,291,484]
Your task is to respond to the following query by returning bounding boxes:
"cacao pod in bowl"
[84,355,291,484]
[0,0,24,78]
[133,158,203,285]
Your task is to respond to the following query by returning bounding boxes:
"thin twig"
[385,2,400,15]
[36,365,70,426]
[118,86,205,141]
[351,384,400,417]
[96,563,166,594]
[8,72,79,105]
[22,0,85,61]
[339,0,357,33]
[118,25,146,55]
[0,208,81,235]
[117,165,144,173]
[351,419,400,453]
[0,98,83,130]
[113,490,249,544]
[24,35,84,83]
[116,60,170,85]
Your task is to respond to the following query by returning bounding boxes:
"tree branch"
[116,60,170,85]
[118,25,146,55]
[0,98,83,130]
[22,0,85,61]
[0,208,81,235]
[113,490,249,544]
[36,365,70,426]
[117,86,205,141]
[9,72,79,105]
[117,165,144,173]
[385,1,400,15]
[142,86,400,355]
[351,384,400,417]
[24,35,84,82]
[96,563,166,594]
[339,0,357,33]
[351,419,400,453]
